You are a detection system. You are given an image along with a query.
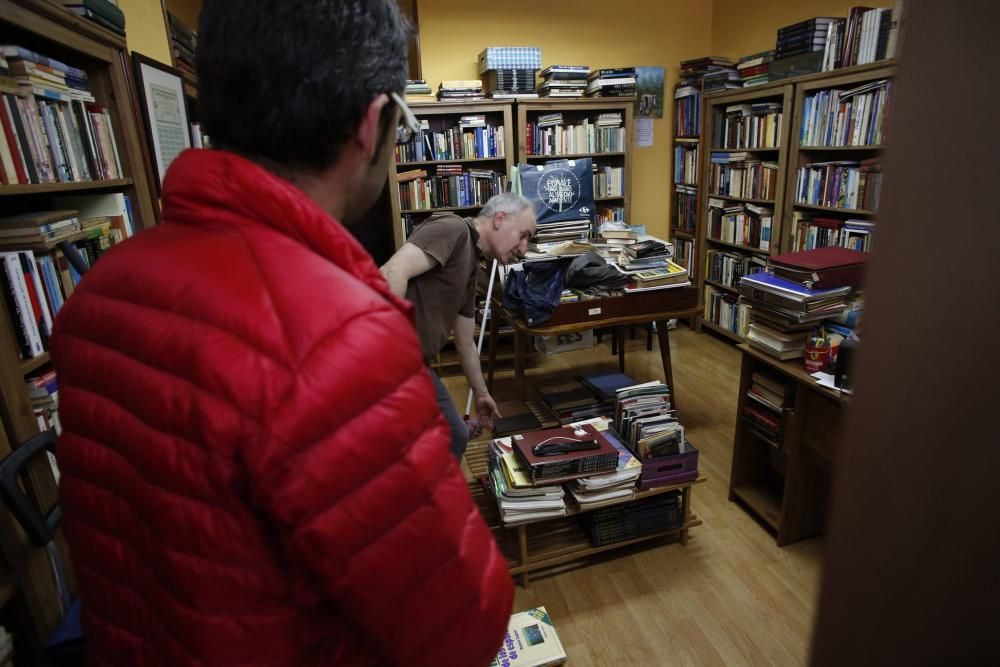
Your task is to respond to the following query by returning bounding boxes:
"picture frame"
[131,52,191,192]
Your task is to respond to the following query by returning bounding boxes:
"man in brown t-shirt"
[381,192,536,459]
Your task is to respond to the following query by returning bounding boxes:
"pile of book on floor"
[738,50,774,87]
[539,65,589,98]
[404,79,434,102]
[566,421,641,510]
[743,370,792,445]
[585,68,636,97]
[616,237,674,272]
[585,491,683,547]
[166,12,196,78]
[740,247,866,360]
[56,0,126,36]
[437,80,484,101]
[615,381,696,486]
[536,376,613,425]
[490,607,567,667]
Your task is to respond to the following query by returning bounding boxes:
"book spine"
[2,252,43,356]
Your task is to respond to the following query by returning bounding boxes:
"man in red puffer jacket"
[48,1,513,664]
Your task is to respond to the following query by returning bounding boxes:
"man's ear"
[493,211,506,230]
[355,93,391,160]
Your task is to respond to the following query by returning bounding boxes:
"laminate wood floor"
[442,325,823,666]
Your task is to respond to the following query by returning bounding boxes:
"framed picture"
[132,52,191,191]
[635,66,665,118]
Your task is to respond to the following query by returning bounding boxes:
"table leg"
[487,304,500,392]
[680,486,691,546]
[655,320,677,414]
[514,330,526,400]
[616,326,626,373]
[518,525,530,588]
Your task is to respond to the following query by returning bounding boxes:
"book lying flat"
[491,607,567,667]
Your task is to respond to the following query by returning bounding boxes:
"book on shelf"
[490,607,567,667]
[586,491,684,547]
[704,285,750,337]
[822,3,904,71]
[706,199,773,252]
[794,159,881,211]
[791,213,874,253]
[705,249,766,289]
[800,79,892,147]
[712,102,783,150]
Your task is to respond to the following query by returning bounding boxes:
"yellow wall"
[118,0,171,64]
[712,0,864,59]
[417,0,714,239]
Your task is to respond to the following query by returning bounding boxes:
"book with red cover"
[512,424,619,484]
[768,246,867,289]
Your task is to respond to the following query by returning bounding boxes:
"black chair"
[0,430,83,666]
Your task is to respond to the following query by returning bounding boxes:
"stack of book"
[166,12,197,79]
[488,443,566,526]
[585,68,636,97]
[679,56,735,86]
[437,80,484,101]
[621,262,691,293]
[25,367,60,435]
[617,237,674,272]
[539,65,589,98]
[585,491,684,547]
[702,65,741,92]
[567,426,641,509]
[743,371,791,443]
[790,213,875,253]
[526,219,591,252]
[537,377,609,425]
[511,423,620,485]
[822,3,904,72]
[55,0,126,36]
[484,69,538,99]
[769,16,838,80]
[738,50,774,87]
[614,381,698,490]
[404,79,434,102]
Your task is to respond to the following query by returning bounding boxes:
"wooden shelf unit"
[729,344,846,545]
[670,80,704,283]
[781,64,894,253]
[464,438,704,587]
[695,83,794,342]
[516,97,634,235]
[387,100,516,250]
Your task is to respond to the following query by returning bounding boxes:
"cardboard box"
[477,47,542,74]
[534,330,594,355]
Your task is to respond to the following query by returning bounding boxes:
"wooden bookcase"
[781,63,895,254]
[387,100,515,250]
[0,0,159,654]
[670,81,704,284]
[696,82,794,343]
[516,97,635,235]
[465,438,704,587]
[729,344,846,545]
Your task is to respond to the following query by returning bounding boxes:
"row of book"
[673,237,694,276]
[703,287,749,337]
[539,65,590,98]
[525,113,625,156]
[794,159,882,211]
[738,50,774,87]
[672,185,697,234]
[0,207,130,360]
[673,86,701,137]
[742,371,792,444]
[0,47,123,185]
[790,214,875,253]
[708,154,778,202]
[596,205,625,226]
[396,169,508,211]
[707,200,774,252]
[821,4,903,72]
[705,249,766,290]
[711,102,783,150]
[394,118,506,163]
[673,144,698,186]
[593,164,625,199]
[800,79,892,147]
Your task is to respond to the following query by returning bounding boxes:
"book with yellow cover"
[490,607,567,667]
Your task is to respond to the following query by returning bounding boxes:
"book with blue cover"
[740,271,851,302]
[577,371,637,401]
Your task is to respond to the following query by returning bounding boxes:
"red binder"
[768,247,867,289]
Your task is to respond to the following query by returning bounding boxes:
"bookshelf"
[516,97,634,235]
[0,0,160,652]
[696,82,794,342]
[387,100,515,250]
[670,80,703,283]
[782,64,895,254]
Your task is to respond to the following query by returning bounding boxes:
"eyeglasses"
[390,91,421,145]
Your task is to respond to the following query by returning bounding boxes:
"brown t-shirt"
[405,213,479,363]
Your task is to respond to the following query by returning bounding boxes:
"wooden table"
[486,286,700,411]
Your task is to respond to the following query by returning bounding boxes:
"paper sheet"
[636,117,654,147]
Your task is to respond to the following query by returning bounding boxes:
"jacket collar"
[161,149,407,310]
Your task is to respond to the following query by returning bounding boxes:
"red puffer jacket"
[50,149,513,666]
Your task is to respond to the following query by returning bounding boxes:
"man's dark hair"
[197,0,411,171]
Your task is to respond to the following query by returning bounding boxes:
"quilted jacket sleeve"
[243,302,514,665]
